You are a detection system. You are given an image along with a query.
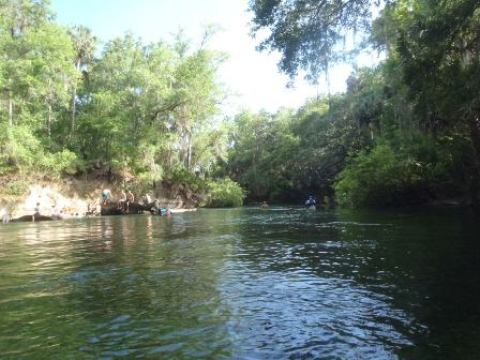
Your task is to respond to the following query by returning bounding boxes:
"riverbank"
[0,174,201,223]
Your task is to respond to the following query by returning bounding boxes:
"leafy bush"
[169,166,207,192]
[40,150,84,177]
[205,178,245,208]
[135,143,164,185]
[0,125,42,170]
[334,132,462,208]
[0,125,83,177]
[5,179,30,196]
[335,144,428,208]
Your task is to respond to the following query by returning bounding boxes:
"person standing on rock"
[1,208,9,224]
[33,202,41,222]
[102,189,111,206]
[144,193,152,205]
[127,190,135,212]
[119,190,127,211]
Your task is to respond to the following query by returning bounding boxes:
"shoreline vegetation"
[228,0,480,209]
[2,1,480,214]
[0,0,245,219]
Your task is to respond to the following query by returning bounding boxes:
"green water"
[0,208,479,359]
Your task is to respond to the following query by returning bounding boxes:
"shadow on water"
[0,208,479,359]
[216,207,480,359]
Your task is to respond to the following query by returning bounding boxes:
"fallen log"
[12,214,54,222]
[100,201,153,216]
[100,200,176,216]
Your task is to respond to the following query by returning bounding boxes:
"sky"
[51,0,376,114]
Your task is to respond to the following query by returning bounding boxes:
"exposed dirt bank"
[0,175,201,222]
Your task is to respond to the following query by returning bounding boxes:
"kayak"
[307,205,316,210]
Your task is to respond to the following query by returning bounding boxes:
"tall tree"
[249,0,375,80]
[68,25,96,135]
[0,0,52,127]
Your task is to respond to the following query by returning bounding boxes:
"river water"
[0,208,479,359]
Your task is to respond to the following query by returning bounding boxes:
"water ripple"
[1,209,479,358]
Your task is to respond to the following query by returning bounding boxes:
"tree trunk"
[71,59,81,135]
[187,133,192,170]
[325,60,331,107]
[8,97,13,127]
[469,117,480,207]
[71,86,77,134]
[47,104,52,137]
[253,129,259,199]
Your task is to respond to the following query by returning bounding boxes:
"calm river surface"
[0,208,479,359]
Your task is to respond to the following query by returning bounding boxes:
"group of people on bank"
[1,187,173,225]
[101,189,170,216]
[101,188,134,210]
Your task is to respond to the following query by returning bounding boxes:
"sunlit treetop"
[249,0,390,81]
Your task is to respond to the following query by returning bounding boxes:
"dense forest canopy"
[1,0,480,208]
[220,0,480,207]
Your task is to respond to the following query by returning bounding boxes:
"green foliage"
[3,0,480,209]
[227,109,301,202]
[226,70,382,203]
[40,149,83,177]
[205,178,245,208]
[335,144,423,207]
[244,0,480,207]
[169,166,207,193]
[75,32,227,179]
[335,130,471,208]
[0,123,82,177]
[249,0,373,80]
[5,179,29,196]
[0,124,42,170]
[135,143,164,185]
[0,0,229,198]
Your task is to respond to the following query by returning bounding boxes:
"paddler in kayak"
[305,195,316,210]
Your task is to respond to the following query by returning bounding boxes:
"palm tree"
[68,25,96,135]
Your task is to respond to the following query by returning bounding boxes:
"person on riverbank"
[160,208,171,217]
[119,190,127,211]
[261,201,269,209]
[144,193,152,205]
[87,199,100,216]
[33,202,41,222]
[126,190,135,212]
[1,208,9,224]
[102,189,111,206]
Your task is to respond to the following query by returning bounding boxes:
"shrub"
[170,166,207,192]
[334,133,462,208]
[40,150,83,177]
[205,178,245,208]
[5,179,30,196]
[0,124,42,171]
[335,144,429,208]
[0,125,84,176]
[135,143,164,185]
